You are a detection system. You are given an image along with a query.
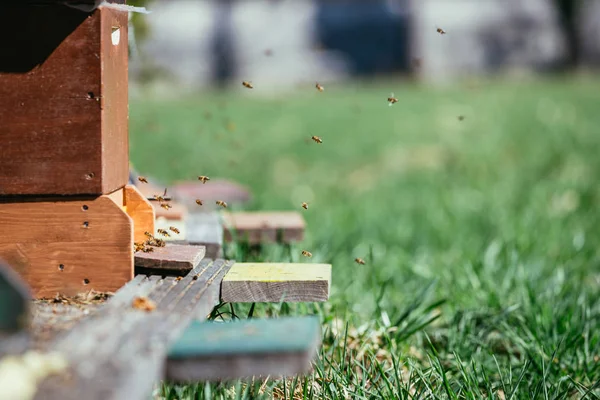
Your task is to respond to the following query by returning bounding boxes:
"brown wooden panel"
[124,185,155,244]
[0,7,128,195]
[134,244,205,272]
[0,195,133,298]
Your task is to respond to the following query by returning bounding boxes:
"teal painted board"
[166,316,321,381]
[169,316,320,358]
[0,260,32,333]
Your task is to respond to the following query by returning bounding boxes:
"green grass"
[130,76,600,399]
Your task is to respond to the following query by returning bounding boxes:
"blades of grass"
[426,335,458,400]
[506,359,530,400]
[247,302,256,319]
[340,320,349,374]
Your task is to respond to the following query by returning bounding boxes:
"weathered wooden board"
[0,194,133,298]
[166,316,321,382]
[33,259,233,400]
[223,212,306,244]
[134,244,205,273]
[0,7,129,195]
[124,185,155,244]
[221,263,331,303]
[186,212,224,259]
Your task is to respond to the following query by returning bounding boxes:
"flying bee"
[160,203,172,210]
[311,136,323,144]
[138,176,148,184]
[436,27,446,35]
[301,202,308,210]
[315,82,324,92]
[154,188,168,203]
[195,199,203,206]
[242,81,254,89]
[198,175,210,184]
[157,229,170,237]
[301,250,312,258]
[458,115,465,121]
[388,93,398,106]
[216,200,227,208]
[169,226,180,234]
[355,258,366,265]
[144,231,154,239]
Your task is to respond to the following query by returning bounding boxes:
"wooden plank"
[134,244,205,273]
[0,194,133,298]
[186,212,223,259]
[0,7,129,195]
[124,185,155,244]
[166,316,321,382]
[33,259,233,400]
[223,212,306,244]
[221,263,331,303]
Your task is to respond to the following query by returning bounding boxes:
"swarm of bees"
[388,93,398,106]
[436,27,446,35]
[311,136,323,144]
[134,232,166,253]
[138,176,148,184]
[301,250,312,258]
[315,82,324,92]
[301,202,308,210]
[242,81,254,89]
[216,200,227,208]
[198,175,210,184]
[132,296,156,312]
[355,258,366,265]
[195,199,203,206]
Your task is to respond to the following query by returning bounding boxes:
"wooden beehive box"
[0,4,129,196]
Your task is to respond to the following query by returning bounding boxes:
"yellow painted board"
[221,263,331,303]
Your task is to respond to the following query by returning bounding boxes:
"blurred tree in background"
[553,0,582,68]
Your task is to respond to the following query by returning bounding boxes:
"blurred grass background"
[130,76,600,398]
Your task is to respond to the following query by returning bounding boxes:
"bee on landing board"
[355,258,366,265]
[142,246,154,253]
[242,81,254,89]
[301,250,312,258]
[388,93,398,106]
[311,136,323,144]
[132,296,156,312]
[198,176,210,184]
[138,176,148,184]
[216,200,227,208]
[315,82,324,92]
[301,202,308,210]
[169,226,180,234]
[436,27,446,35]
[195,199,204,206]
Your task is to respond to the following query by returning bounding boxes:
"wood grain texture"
[166,316,321,382]
[221,263,331,303]
[223,212,306,244]
[0,7,128,195]
[186,212,223,259]
[134,244,205,272]
[0,194,133,298]
[33,259,233,400]
[124,185,155,244]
